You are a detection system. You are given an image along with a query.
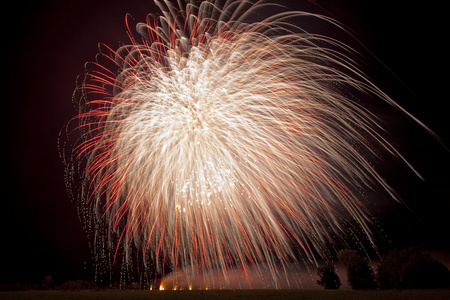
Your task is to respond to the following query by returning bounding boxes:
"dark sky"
[3,0,449,284]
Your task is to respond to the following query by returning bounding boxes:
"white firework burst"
[62,0,429,286]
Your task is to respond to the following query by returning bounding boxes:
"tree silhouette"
[317,263,341,289]
[338,249,376,290]
[377,247,450,289]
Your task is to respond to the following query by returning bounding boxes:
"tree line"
[317,247,450,290]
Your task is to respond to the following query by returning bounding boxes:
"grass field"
[1,289,450,300]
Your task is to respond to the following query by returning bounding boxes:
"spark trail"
[62,0,429,286]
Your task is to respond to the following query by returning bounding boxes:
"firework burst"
[62,0,428,286]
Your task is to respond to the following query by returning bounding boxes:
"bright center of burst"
[143,48,240,214]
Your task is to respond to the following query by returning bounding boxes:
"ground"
[1,289,450,300]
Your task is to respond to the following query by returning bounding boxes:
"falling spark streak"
[62,0,430,285]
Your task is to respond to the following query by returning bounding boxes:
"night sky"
[3,0,449,285]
